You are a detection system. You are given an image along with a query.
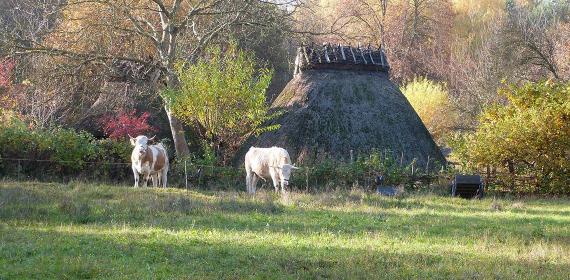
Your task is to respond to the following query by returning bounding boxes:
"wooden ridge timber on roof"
[294,43,390,74]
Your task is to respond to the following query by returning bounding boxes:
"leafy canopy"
[162,43,276,161]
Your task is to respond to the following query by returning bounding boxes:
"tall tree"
[163,43,275,163]
[2,0,296,157]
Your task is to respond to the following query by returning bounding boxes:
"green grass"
[1,181,569,279]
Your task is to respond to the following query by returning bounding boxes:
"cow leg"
[143,173,150,187]
[150,174,156,187]
[132,167,140,188]
[271,175,279,193]
[268,169,278,193]
[245,171,252,193]
[161,170,168,188]
[251,175,258,194]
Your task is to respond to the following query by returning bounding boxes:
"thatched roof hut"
[247,44,445,166]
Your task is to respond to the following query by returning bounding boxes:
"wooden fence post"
[485,165,490,191]
[184,160,188,190]
[305,168,309,193]
[17,159,21,180]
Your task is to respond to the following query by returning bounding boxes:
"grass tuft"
[58,196,92,224]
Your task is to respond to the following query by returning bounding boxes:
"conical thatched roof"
[246,44,444,166]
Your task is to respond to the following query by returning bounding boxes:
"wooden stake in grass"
[185,160,188,190]
[305,168,309,193]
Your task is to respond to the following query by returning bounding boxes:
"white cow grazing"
[130,135,169,188]
[244,146,299,194]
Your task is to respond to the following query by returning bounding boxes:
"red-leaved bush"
[0,59,15,88]
[99,110,157,140]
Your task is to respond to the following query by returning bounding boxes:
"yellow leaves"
[465,81,570,193]
[401,77,458,144]
[45,0,156,58]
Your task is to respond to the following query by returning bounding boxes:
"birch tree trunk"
[165,106,190,157]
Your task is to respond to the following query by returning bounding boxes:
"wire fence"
[0,157,241,190]
[0,156,445,192]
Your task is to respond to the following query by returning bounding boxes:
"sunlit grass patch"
[1,181,569,279]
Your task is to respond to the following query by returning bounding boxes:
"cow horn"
[128,134,134,139]
[148,135,156,142]
[292,165,300,170]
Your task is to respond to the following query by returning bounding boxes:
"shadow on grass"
[2,191,569,246]
[2,183,570,245]
[2,226,569,279]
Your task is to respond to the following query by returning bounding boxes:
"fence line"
[0,157,131,165]
[0,156,443,193]
[0,157,243,170]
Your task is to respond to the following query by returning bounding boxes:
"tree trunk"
[162,66,191,158]
[165,106,190,157]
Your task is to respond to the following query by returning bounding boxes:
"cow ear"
[128,134,136,146]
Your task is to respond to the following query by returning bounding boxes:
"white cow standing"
[130,135,169,188]
[244,146,299,194]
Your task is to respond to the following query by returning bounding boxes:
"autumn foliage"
[0,59,15,88]
[99,111,156,140]
[458,81,570,194]
[401,77,459,144]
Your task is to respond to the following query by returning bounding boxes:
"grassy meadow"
[1,181,569,279]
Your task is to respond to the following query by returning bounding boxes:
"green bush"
[289,150,425,192]
[0,121,132,180]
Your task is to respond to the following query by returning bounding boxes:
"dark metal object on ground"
[375,175,398,196]
[451,175,484,199]
[377,186,399,196]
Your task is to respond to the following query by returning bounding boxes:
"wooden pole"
[425,155,430,174]
[17,159,21,180]
[486,165,490,191]
[184,160,188,190]
[305,168,309,193]
[400,151,404,166]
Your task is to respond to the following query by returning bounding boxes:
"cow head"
[279,163,299,186]
[129,135,155,158]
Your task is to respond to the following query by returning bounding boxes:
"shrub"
[289,150,425,192]
[0,59,15,88]
[0,120,132,180]
[462,81,570,194]
[99,110,157,140]
[162,42,276,164]
[48,128,96,170]
[401,77,460,144]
